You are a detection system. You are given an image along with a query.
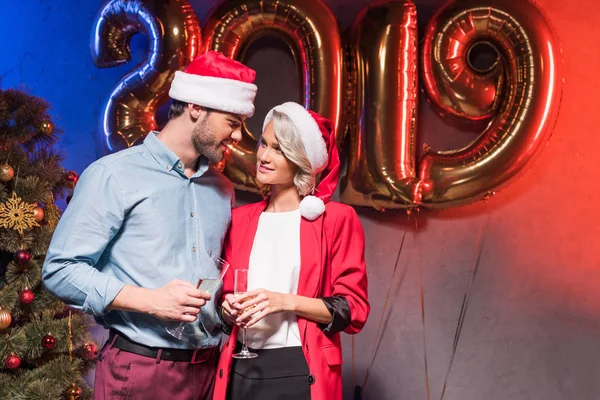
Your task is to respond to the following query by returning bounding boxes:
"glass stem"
[242,327,248,353]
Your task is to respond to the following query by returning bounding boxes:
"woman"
[213,102,369,400]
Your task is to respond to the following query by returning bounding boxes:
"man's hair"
[168,100,214,120]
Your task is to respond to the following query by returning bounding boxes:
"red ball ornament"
[19,288,34,304]
[83,341,99,360]
[14,250,31,266]
[65,171,79,188]
[42,333,56,349]
[5,354,21,369]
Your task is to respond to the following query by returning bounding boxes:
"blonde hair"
[271,110,316,196]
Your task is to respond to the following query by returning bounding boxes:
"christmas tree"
[0,87,97,399]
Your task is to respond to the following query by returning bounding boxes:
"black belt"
[108,330,217,364]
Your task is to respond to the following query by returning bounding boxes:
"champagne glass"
[232,269,258,359]
[165,257,230,340]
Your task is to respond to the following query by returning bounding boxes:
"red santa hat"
[169,51,258,117]
[263,102,340,220]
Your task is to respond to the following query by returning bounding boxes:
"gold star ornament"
[0,192,40,234]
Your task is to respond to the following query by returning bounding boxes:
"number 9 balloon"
[418,0,563,207]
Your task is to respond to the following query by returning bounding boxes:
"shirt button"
[219,369,223,378]
[190,212,195,217]
[177,163,183,169]
[307,374,315,385]
[192,247,196,252]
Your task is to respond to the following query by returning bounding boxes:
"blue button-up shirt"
[42,132,233,349]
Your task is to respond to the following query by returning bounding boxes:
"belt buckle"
[190,348,208,364]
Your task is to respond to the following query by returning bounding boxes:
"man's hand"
[147,280,212,322]
[109,280,211,322]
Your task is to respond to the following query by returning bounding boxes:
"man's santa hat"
[263,102,340,221]
[169,51,257,117]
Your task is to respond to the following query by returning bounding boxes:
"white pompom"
[300,195,326,221]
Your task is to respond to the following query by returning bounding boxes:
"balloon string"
[360,229,408,394]
[415,211,432,400]
[439,206,489,399]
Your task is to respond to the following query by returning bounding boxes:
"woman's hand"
[233,289,294,328]
[220,293,239,326]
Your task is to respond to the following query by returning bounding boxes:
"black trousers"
[227,342,311,400]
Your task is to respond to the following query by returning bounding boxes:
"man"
[42,51,257,399]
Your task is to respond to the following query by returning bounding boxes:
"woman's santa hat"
[263,102,340,221]
[169,51,257,117]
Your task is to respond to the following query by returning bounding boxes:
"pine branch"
[0,228,34,254]
[0,325,28,360]
[28,148,66,190]
[28,228,53,257]
[0,184,7,202]
[0,283,19,312]
[16,176,52,205]
[9,378,58,400]
[0,89,58,149]
[2,356,90,400]
[0,372,14,399]
[29,290,63,316]
[5,260,41,290]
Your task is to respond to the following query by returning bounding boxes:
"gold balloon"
[0,164,14,182]
[91,0,202,155]
[418,0,563,207]
[202,0,344,193]
[340,0,420,210]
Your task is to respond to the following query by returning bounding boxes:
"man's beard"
[191,115,224,164]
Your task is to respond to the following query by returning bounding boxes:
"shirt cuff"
[81,276,126,316]
[319,296,351,334]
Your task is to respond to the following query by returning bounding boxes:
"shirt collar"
[144,132,210,178]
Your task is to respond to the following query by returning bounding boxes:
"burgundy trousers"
[94,337,218,400]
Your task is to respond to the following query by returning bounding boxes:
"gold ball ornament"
[0,164,14,182]
[33,206,45,222]
[40,120,55,135]
[65,383,82,400]
[0,308,11,330]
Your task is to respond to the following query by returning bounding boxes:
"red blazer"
[213,199,370,400]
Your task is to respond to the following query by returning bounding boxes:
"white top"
[242,209,302,349]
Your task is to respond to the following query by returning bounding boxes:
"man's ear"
[188,103,203,120]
